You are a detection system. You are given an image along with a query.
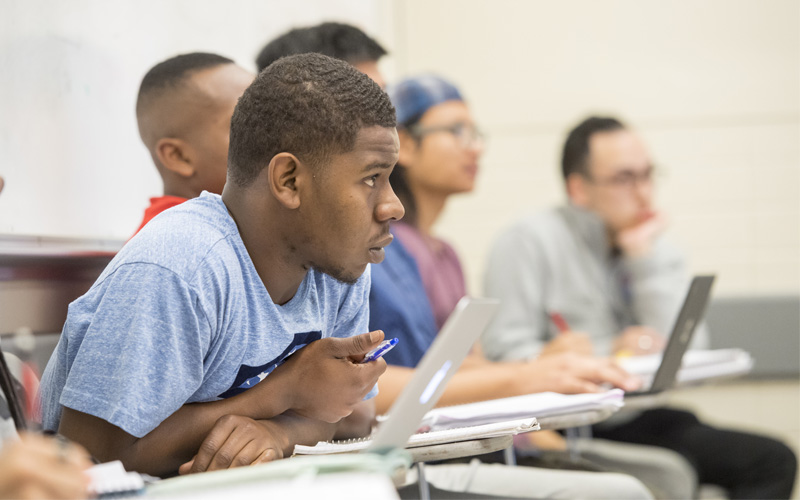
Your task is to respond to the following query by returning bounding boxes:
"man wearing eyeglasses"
[482,116,797,499]
[484,116,692,360]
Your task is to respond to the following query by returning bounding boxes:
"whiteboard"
[0,0,390,239]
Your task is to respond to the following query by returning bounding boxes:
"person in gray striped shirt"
[483,116,797,499]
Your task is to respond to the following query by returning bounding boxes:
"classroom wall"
[1,1,798,299]
[389,0,800,298]
[0,0,394,239]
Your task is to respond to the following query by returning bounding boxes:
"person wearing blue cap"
[367,75,700,499]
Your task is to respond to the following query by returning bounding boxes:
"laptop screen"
[368,297,499,452]
[647,275,716,394]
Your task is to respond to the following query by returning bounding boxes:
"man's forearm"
[133,391,291,469]
[60,376,292,476]
[332,399,375,440]
[255,401,374,457]
[262,411,338,455]
[270,401,377,453]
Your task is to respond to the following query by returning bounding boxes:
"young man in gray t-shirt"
[40,53,404,477]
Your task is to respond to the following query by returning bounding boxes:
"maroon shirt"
[392,222,467,330]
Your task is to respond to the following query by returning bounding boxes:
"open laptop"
[296,297,501,454]
[367,296,500,452]
[627,275,716,397]
[294,296,500,455]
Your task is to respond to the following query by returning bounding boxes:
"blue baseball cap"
[387,75,463,128]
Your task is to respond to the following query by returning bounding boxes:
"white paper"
[85,460,145,496]
[618,349,754,386]
[294,417,539,455]
[419,389,625,431]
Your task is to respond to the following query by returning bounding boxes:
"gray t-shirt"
[40,192,372,438]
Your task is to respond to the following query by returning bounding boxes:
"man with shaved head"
[133,53,253,235]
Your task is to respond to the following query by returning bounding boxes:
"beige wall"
[388,0,800,297]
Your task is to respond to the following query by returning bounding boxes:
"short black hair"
[136,52,234,115]
[561,116,626,180]
[228,52,396,187]
[255,22,387,72]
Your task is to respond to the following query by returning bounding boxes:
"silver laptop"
[367,296,499,452]
[627,275,716,397]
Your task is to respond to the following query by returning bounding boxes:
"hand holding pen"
[361,337,399,363]
[539,312,593,357]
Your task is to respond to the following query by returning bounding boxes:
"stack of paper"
[618,349,753,386]
[419,389,625,431]
[85,460,146,497]
[294,418,538,455]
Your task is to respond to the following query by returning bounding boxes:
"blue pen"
[361,337,399,363]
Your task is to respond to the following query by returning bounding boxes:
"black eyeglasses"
[585,166,659,190]
[408,122,485,149]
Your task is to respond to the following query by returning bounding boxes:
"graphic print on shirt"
[217,331,322,398]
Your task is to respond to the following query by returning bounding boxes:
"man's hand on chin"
[616,211,668,258]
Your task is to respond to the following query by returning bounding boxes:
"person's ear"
[268,153,306,210]
[155,138,195,178]
[566,173,590,207]
[397,130,419,169]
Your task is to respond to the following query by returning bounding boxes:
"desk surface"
[536,407,619,430]
[150,471,400,499]
[620,392,670,410]
[149,451,410,498]
[406,435,513,463]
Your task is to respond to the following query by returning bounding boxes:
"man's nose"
[633,172,654,198]
[376,185,405,222]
